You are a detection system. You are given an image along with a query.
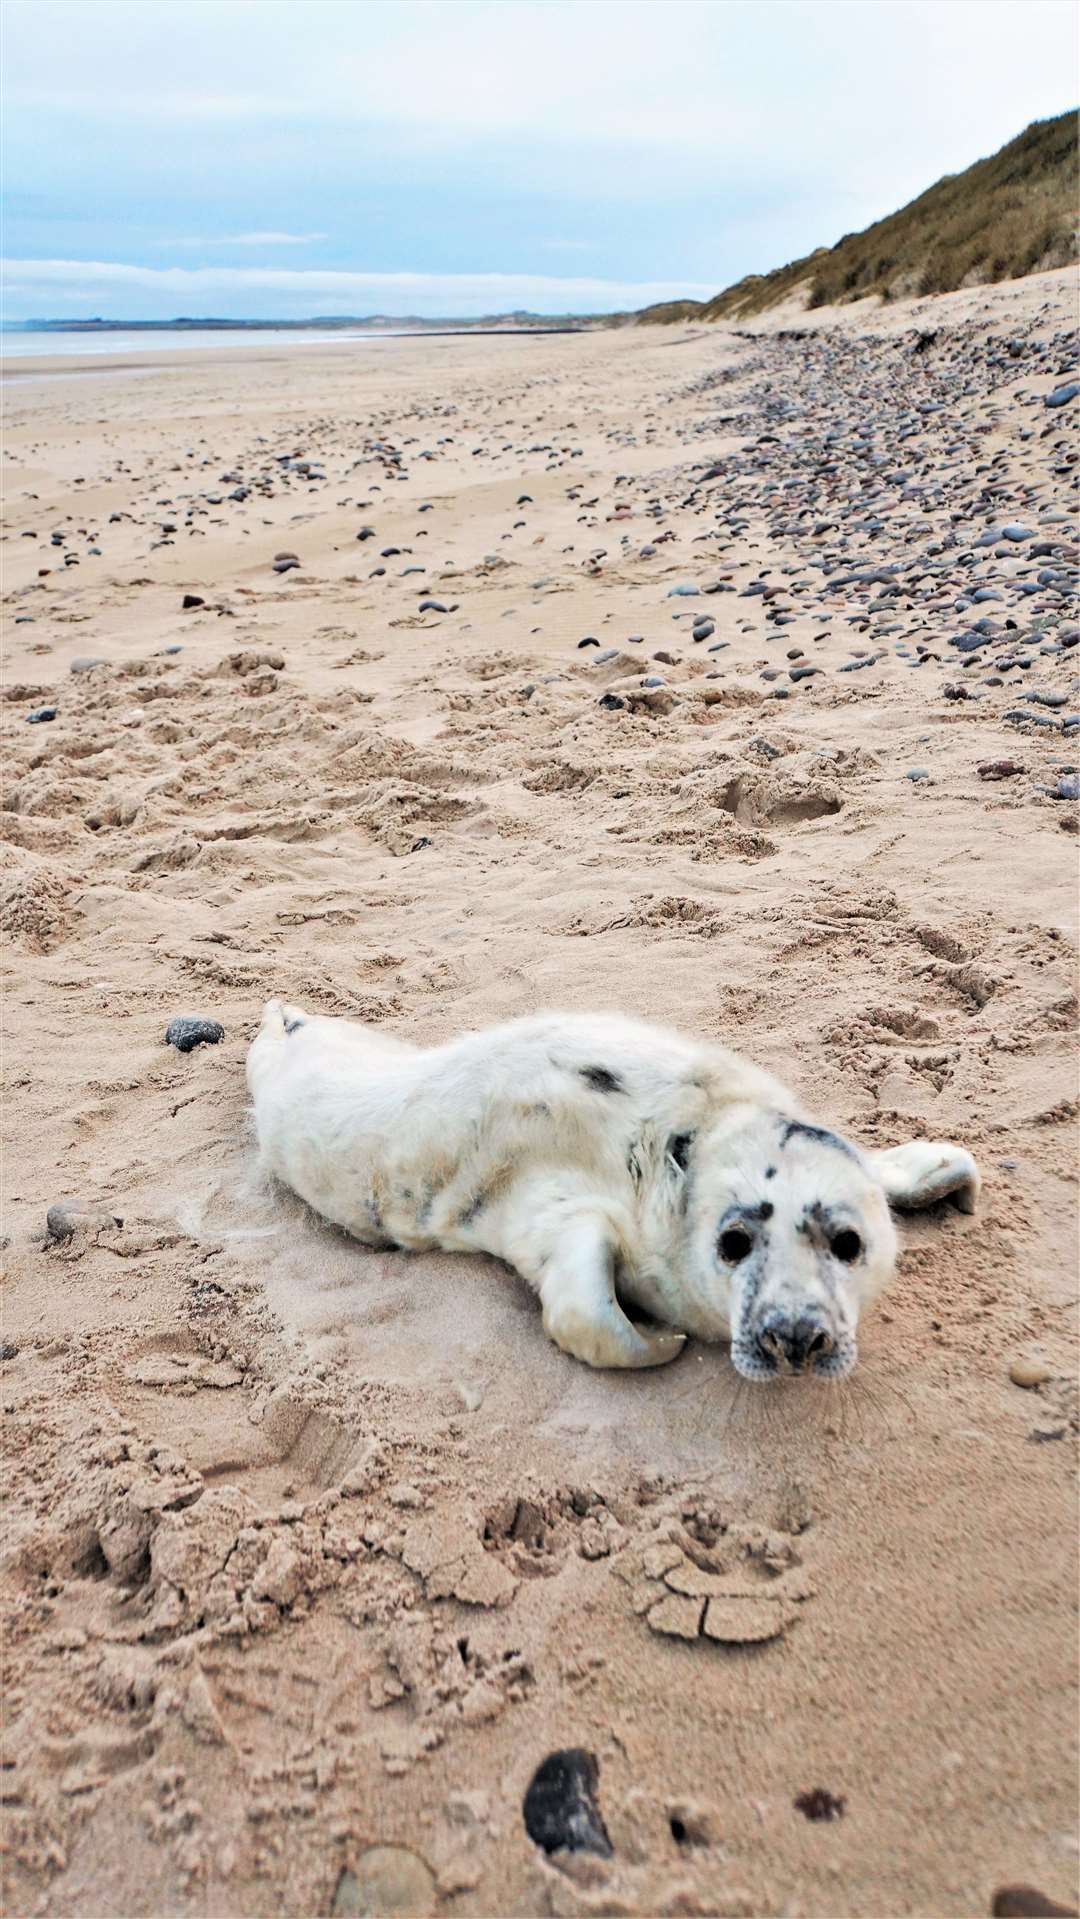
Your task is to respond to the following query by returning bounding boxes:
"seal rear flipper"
[247,998,309,1094]
[871,1140,980,1213]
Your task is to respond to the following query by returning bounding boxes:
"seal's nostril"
[754,1315,786,1367]
[755,1315,833,1371]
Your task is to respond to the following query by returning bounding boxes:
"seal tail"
[247,997,308,1094]
[259,997,307,1039]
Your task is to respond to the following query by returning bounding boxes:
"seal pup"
[246,1002,978,1380]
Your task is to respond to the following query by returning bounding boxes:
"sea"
[0,327,416,362]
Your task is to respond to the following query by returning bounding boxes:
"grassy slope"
[638,110,1078,323]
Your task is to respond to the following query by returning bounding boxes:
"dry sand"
[2,268,1078,1919]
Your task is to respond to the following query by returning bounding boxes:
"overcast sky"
[2,0,1077,320]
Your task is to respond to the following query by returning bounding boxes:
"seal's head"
[682,1106,898,1380]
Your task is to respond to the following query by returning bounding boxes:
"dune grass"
[638,110,1078,323]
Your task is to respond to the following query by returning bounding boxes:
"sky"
[2,0,1077,322]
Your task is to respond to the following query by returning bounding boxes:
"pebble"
[977,760,1023,780]
[523,1749,612,1858]
[692,619,715,641]
[417,600,448,614]
[1044,382,1080,408]
[794,1788,846,1823]
[70,657,106,674]
[905,769,930,781]
[992,1888,1078,1917]
[181,594,205,610]
[1052,775,1079,800]
[27,706,57,723]
[1008,1356,1052,1389]
[0,1340,18,1362]
[46,1202,122,1242]
[666,584,700,597]
[331,1847,436,1916]
[165,1016,225,1053]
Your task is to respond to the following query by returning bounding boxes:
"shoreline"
[0,324,595,378]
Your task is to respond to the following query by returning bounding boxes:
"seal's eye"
[830,1228,863,1263]
[719,1226,754,1263]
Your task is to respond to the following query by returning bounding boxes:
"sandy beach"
[2,269,1077,1919]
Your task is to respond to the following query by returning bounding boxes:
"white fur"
[246,1002,979,1379]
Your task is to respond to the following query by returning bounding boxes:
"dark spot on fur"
[759,1200,773,1221]
[781,1119,856,1161]
[457,1188,489,1228]
[668,1132,694,1171]
[764,1165,776,1180]
[284,1016,305,1035]
[366,1198,383,1233]
[580,1065,624,1095]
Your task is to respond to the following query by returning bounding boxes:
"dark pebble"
[794,1788,845,1822]
[27,707,57,723]
[978,760,1024,780]
[991,1887,1078,1917]
[523,1749,612,1858]
[181,594,205,610]
[165,1017,225,1053]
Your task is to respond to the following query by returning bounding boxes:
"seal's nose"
[755,1312,834,1373]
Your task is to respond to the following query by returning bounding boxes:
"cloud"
[224,231,329,246]
[1,256,716,318]
[165,232,330,248]
[3,0,1075,308]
